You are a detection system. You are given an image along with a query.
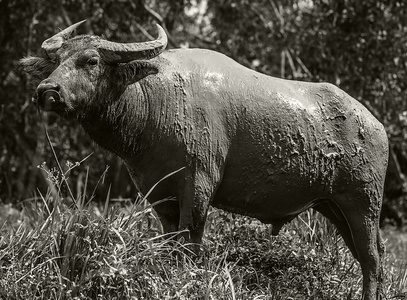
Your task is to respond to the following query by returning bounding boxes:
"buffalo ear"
[17,56,56,83]
[121,60,158,85]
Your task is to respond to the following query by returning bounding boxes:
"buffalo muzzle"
[34,82,61,111]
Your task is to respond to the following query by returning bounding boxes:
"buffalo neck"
[79,82,151,160]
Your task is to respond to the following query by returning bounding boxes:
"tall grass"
[0,158,406,299]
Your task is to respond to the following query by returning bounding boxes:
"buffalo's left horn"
[42,20,87,59]
[97,24,168,64]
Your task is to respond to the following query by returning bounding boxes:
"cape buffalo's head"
[19,20,167,117]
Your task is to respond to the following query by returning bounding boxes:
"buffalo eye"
[87,57,99,66]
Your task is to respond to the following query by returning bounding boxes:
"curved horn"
[42,20,87,59]
[97,24,168,64]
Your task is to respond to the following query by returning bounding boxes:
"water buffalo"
[20,21,388,300]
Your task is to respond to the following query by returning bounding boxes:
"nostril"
[43,90,60,103]
[35,81,61,109]
[37,83,59,93]
[51,84,59,91]
[36,83,59,98]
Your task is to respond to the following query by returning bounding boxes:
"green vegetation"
[0,162,406,299]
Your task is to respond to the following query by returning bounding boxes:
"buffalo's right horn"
[42,20,87,59]
[97,24,168,64]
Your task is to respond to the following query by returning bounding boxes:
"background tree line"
[1,0,406,225]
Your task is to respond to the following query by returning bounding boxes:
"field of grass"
[1,166,406,299]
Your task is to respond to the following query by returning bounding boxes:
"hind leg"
[345,212,382,300]
[376,229,385,296]
[334,193,384,300]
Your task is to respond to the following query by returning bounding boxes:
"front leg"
[153,199,180,234]
[177,169,216,250]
